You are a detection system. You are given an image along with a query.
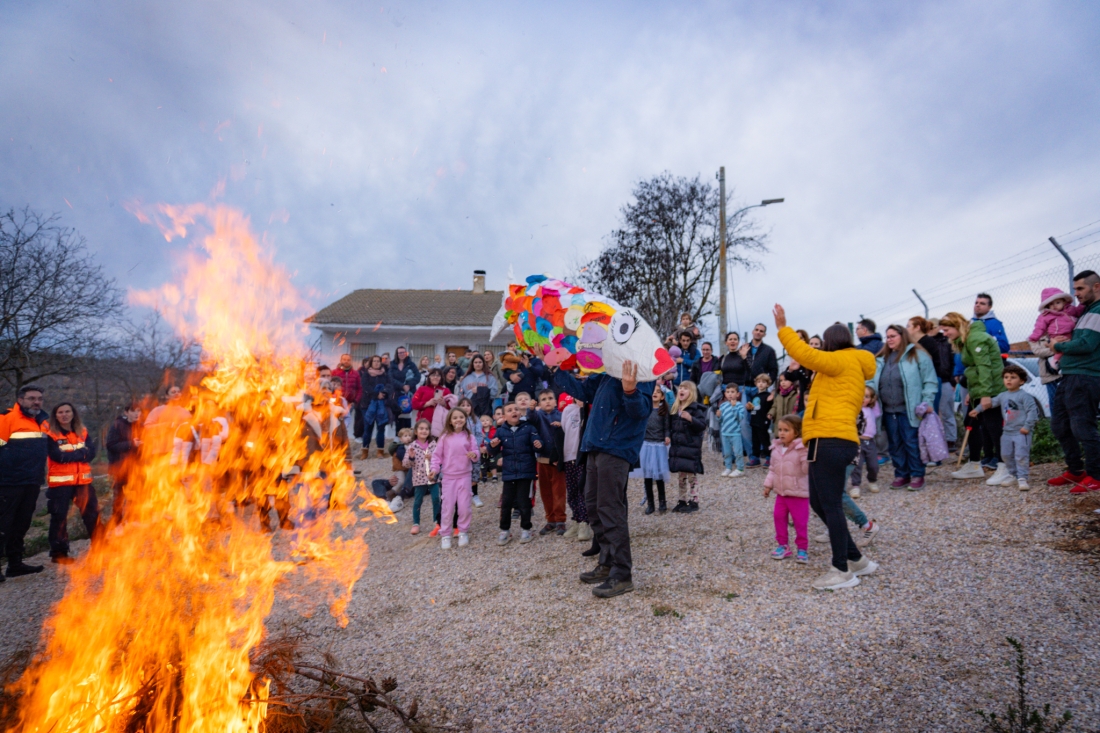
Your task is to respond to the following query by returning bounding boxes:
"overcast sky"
[3,1,1099,345]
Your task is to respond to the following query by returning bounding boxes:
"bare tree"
[0,208,124,393]
[574,172,768,338]
[117,308,202,397]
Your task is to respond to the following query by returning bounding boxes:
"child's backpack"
[397,392,413,415]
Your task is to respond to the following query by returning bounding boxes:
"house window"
[479,344,507,356]
[349,342,377,364]
[407,343,436,362]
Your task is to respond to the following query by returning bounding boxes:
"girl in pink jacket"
[430,408,480,549]
[1029,287,1085,369]
[763,415,810,563]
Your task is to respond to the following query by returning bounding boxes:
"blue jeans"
[721,433,745,471]
[363,419,386,448]
[411,483,441,527]
[740,393,754,459]
[842,465,868,526]
[883,411,923,479]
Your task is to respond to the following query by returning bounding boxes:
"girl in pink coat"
[1029,287,1085,369]
[763,415,810,563]
[430,408,480,549]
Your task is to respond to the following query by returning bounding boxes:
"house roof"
[307,289,505,328]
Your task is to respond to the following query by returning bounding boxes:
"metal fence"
[861,219,1100,350]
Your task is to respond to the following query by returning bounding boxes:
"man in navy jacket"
[554,361,653,598]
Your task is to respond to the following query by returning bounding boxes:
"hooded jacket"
[494,420,540,481]
[763,438,808,498]
[857,333,884,354]
[973,312,1010,353]
[956,320,1005,399]
[389,358,420,393]
[778,328,877,443]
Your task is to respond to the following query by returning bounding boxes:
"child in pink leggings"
[763,414,810,564]
[430,408,479,549]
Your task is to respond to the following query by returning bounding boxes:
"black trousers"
[586,452,633,581]
[46,484,100,557]
[0,484,41,566]
[968,403,1003,465]
[1051,373,1100,479]
[500,479,533,531]
[807,439,862,573]
[644,478,666,507]
[751,415,772,459]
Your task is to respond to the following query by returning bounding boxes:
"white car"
[1006,357,1050,418]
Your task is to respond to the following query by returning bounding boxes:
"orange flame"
[12,203,392,732]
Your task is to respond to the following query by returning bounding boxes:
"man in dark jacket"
[503,353,545,403]
[744,323,779,385]
[105,403,142,523]
[1050,271,1100,492]
[554,361,653,599]
[0,385,50,578]
[855,319,883,355]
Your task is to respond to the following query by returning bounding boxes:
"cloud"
[1,0,1098,342]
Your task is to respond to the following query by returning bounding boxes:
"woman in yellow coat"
[774,305,881,591]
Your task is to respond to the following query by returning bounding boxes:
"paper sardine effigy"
[490,274,674,382]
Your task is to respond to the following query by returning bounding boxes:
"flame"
[11,203,392,732]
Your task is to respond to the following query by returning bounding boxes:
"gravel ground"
[5,451,1099,732]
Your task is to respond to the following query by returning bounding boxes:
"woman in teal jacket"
[870,325,938,489]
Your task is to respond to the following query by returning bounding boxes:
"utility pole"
[718,167,728,348]
[1049,236,1074,294]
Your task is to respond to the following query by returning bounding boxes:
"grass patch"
[975,637,1073,732]
[721,592,739,601]
[652,603,682,618]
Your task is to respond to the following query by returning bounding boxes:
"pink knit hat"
[1039,287,1073,311]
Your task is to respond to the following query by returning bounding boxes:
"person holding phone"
[774,305,881,591]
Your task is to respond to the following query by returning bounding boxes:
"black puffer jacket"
[494,421,540,481]
[668,401,707,474]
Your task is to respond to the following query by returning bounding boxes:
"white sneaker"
[951,461,986,480]
[728,469,744,478]
[856,520,879,548]
[720,468,731,477]
[388,496,404,512]
[867,482,880,493]
[519,529,534,543]
[458,532,469,547]
[497,531,511,546]
[472,495,484,508]
[996,475,1018,487]
[441,536,452,550]
[813,530,830,544]
[849,555,879,576]
[849,486,861,499]
[1018,479,1030,491]
[575,522,593,541]
[985,463,1011,486]
[812,567,860,590]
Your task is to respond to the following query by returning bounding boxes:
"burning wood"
[6,205,400,732]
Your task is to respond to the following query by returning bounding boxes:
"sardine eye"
[611,311,637,344]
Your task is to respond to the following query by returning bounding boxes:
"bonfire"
[8,204,397,732]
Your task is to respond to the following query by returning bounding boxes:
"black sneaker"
[51,555,76,565]
[686,501,699,513]
[538,523,556,536]
[555,522,567,535]
[671,500,688,513]
[581,541,600,557]
[644,503,655,515]
[6,562,44,577]
[593,577,634,598]
[579,564,611,584]
[658,501,667,514]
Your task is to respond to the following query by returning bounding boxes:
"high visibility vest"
[47,427,93,486]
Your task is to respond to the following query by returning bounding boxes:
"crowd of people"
[3,275,1100,595]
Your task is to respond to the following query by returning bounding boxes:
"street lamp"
[717,166,783,349]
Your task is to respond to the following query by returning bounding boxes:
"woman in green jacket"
[869,325,939,489]
[939,312,1005,480]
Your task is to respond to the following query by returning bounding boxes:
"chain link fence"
[862,221,1100,351]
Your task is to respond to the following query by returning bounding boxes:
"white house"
[307,270,510,365]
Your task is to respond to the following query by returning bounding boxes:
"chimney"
[473,269,486,294]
